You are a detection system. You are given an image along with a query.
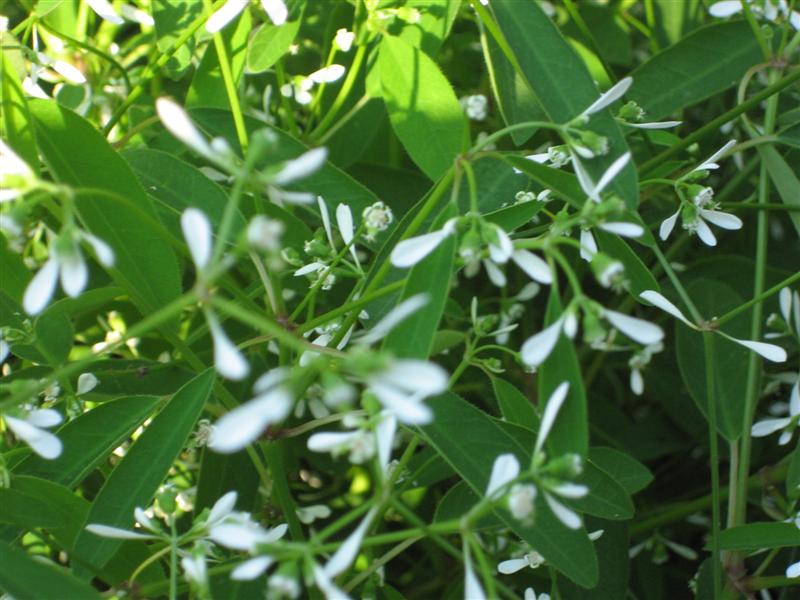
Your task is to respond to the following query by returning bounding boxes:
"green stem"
[309,43,367,140]
[103,0,225,134]
[704,333,722,599]
[169,519,178,600]
[264,442,305,540]
[716,270,800,326]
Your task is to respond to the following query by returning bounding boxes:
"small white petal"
[156,98,215,159]
[625,121,683,129]
[520,318,564,368]
[511,250,552,284]
[390,229,450,268]
[489,226,514,263]
[598,221,644,238]
[709,1,744,17]
[357,294,429,346]
[580,229,598,262]
[535,382,570,456]
[790,381,800,417]
[4,416,62,459]
[23,257,59,315]
[483,259,507,287]
[261,0,288,25]
[604,310,664,345]
[486,453,520,497]
[787,560,800,578]
[695,140,736,172]
[317,196,335,249]
[779,288,792,323]
[274,148,328,185]
[208,491,238,525]
[82,232,115,267]
[85,524,156,540]
[630,368,644,396]
[551,483,589,498]
[231,556,274,580]
[86,0,124,24]
[313,565,352,600]
[182,209,213,271]
[697,208,742,230]
[119,4,156,26]
[59,249,88,298]
[309,65,346,84]
[592,152,631,198]
[376,414,397,475]
[206,0,248,33]
[376,359,448,395]
[581,77,633,116]
[307,431,361,453]
[209,389,291,453]
[294,261,326,277]
[207,311,250,381]
[26,409,62,428]
[498,558,529,575]
[134,507,159,532]
[716,332,788,363]
[464,553,488,600]
[659,209,680,241]
[640,291,696,328]
[545,493,582,529]
[572,155,598,201]
[51,61,86,84]
[324,508,377,577]
[370,383,433,424]
[336,203,354,245]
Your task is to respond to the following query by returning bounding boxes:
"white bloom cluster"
[460,94,489,121]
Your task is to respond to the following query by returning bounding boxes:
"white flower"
[751,377,799,445]
[156,98,231,166]
[209,514,287,552]
[181,551,208,587]
[355,293,429,346]
[334,28,355,52]
[520,312,577,368]
[23,229,115,315]
[640,290,787,362]
[507,483,538,520]
[362,201,393,240]
[535,382,570,458]
[119,3,155,26]
[460,94,488,121]
[268,573,301,599]
[307,427,377,464]
[247,215,284,252]
[390,219,458,268]
[313,563,352,600]
[710,1,800,30]
[788,559,800,578]
[498,550,545,574]
[486,453,520,498]
[86,0,124,24]
[778,287,800,337]
[603,309,664,345]
[272,147,328,185]
[207,0,288,33]
[366,359,448,424]
[628,342,663,396]
[296,504,332,524]
[524,588,551,600]
[510,249,552,284]
[209,369,293,452]
[659,183,743,246]
[3,409,63,459]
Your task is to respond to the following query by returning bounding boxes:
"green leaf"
[560,519,629,600]
[11,311,73,366]
[1,52,38,173]
[716,522,800,551]
[628,21,763,121]
[15,395,161,489]
[71,370,215,573]
[396,0,461,57]
[187,9,251,108]
[0,540,103,600]
[28,100,181,324]
[382,231,454,359]
[489,0,638,208]
[504,155,584,209]
[492,378,538,429]
[419,392,598,587]
[676,280,749,440]
[153,0,203,78]
[759,145,800,238]
[571,462,634,521]
[538,291,589,457]
[588,447,653,495]
[481,27,543,145]
[246,7,303,73]
[0,487,63,529]
[456,156,525,215]
[433,481,501,528]
[379,35,466,180]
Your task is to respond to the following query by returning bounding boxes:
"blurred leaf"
[572,462,634,521]
[628,21,763,120]
[419,392,598,587]
[153,0,203,78]
[433,481,501,528]
[492,378,538,429]
[759,145,800,238]
[588,447,653,495]
[15,395,161,489]
[1,52,38,173]
[247,6,304,73]
[29,100,182,325]
[72,370,215,574]
[396,0,461,57]
[0,540,102,600]
[379,35,467,180]
[716,522,800,550]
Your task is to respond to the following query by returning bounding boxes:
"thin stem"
[169,518,178,600]
[310,44,367,140]
[716,271,800,326]
[704,333,722,599]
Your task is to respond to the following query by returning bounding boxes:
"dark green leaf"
[716,522,800,551]
[588,447,653,495]
[759,145,800,238]
[492,377,538,429]
[247,16,303,74]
